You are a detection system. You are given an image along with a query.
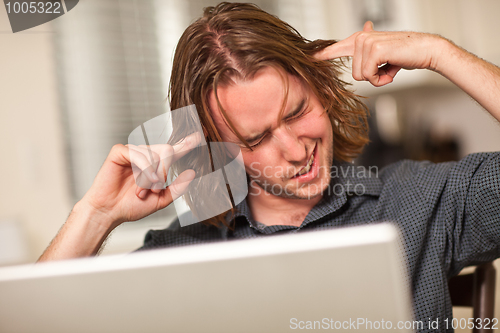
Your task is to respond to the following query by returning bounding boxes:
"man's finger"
[136,187,148,199]
[130,132,202,191]
[148,132,203,164]
[157,145,174,182]
[128,148,160,184]
[315,21,374,61]
[171,132,203,158]
[363,21,374,32]
[374,64,401,86]
[314,35,356,60]
[167,169,196,201]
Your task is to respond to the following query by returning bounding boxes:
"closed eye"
[248,135,267,149]
[243,99,309,151]
[285,106,309,122]
[284,100,310,123]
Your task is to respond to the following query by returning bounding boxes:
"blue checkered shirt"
[137,152,500,332]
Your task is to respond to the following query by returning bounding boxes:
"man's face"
[208,67,333,200]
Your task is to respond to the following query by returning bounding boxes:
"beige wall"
[0,10,71,263]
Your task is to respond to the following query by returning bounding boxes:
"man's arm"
[38,144,196,262]
[38,201,115,261]
[435,40,500,121]
[315,21,500,122]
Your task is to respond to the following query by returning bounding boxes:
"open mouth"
[291,144,317,179]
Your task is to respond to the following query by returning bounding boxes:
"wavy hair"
[168,2,369,228]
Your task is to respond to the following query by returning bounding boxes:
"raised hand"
[38,133,201,261]
[82,133,202,227]
[315,21,443,87]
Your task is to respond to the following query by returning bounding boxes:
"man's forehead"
[207,67,305,140]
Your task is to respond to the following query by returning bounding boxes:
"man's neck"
[246,180,323,228]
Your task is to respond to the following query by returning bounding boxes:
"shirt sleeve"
[135,216,225,251]
[415,152,500,275]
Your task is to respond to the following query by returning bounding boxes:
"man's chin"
[253,177,330,200]
[283,190,323,200]
[286,183,328,200]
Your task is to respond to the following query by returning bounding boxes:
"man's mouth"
[291,145,316,179]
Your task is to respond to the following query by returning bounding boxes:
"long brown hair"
[169,2,369,228]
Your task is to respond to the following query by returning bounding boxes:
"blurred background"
[1,0,500,328]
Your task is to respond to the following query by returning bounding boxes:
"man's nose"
[272,125,307,163]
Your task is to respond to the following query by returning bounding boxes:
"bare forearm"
[37,201,116,262]
[36,142,190,262]
[434,38,500,122]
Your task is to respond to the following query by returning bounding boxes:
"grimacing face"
[208,66,334,200]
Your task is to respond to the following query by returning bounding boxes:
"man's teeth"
[297,152,314,176]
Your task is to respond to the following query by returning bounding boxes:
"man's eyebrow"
[282,98,305,121]
[242,98,306,143]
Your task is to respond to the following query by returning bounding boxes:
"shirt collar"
[222,160,383,233]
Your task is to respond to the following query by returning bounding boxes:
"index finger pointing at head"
[149,131,203,165]
[314,35,356,61]
[172,132,203,159]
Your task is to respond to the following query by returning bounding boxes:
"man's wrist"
[73,199,118,234]
[37,200,119,262]
[429,36,462,77]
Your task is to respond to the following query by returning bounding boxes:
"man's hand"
[38,134,199,261]
[82,136,199,229]
[315,21,500,121]
[315,21,444,87]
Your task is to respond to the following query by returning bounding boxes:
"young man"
[39,2,500,330]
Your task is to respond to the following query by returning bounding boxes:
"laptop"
[0,223,414,333]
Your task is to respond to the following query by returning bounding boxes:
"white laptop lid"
[0,223,414,333]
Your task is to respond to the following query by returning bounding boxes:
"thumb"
[168,169,196,201]
[363,21,374,32]
[155,169,196,210]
